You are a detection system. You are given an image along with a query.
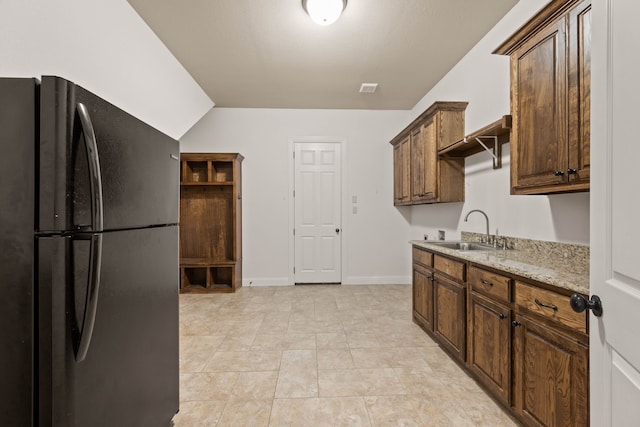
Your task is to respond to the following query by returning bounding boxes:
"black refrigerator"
[0,76,180,426]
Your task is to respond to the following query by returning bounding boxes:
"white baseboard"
[243,276,411,287]
[341,276,411,285]
[242,277,292,287]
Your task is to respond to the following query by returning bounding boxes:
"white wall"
[180,108,411,286]
[181,0,590,286]
[406,0,590,245]
[0,0,213,139]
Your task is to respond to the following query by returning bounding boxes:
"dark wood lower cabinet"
[512,314,589,427]
[434,273,466,362]
[412,246,589,427]
[413,264,434,331]
[468,292,511,406]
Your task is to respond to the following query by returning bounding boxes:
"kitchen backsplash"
[461,231,590,260]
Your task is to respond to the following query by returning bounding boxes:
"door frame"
[288,136,347,286]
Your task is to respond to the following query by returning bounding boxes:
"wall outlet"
[438,230,445,240]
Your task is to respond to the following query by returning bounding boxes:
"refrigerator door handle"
[75,233,103,362]
[76,103,104,232]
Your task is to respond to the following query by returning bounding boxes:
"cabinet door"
[567,1,591,185]
[400,137,411,202]
[410,124,436,203]
[393,143,402,204]
[393,136,411,205]
[468,292,511,406]
[512,17,569,192]
[434,273,466,362]
[410,126,426,202]
[422,119,438,201]
[513,314,589,427]
[413,264,434,331]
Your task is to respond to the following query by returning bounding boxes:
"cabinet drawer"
[434,255,465,282]
[469,266,511,304]
[515,281,587,333]
[412,247,433,268]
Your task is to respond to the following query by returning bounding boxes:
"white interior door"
[294,142,341,284]
[591,0,640,425]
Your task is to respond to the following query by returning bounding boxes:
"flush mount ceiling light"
[302,0,347,26]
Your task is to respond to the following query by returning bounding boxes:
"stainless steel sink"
[426,241,503,251]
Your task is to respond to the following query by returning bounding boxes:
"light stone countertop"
[410,236,589,295]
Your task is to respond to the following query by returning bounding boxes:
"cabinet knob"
[567,168,578,175]
[511,320,521,327]
[554,170,565,176]
[499,313,507,320]
[570,294,603,317]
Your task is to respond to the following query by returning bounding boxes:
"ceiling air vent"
[359,83,378,93]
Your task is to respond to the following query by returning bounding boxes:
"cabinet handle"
[554,170,565,176]
[499,313,507,320]
[534,298,558,311]
[430,275,436,282]
[511,320,521,327]
[567,168,577,175]
[480,279,493,287]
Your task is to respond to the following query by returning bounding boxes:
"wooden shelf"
[438,115,512,169]
[180,258,237,266]
[180,264,237,293]
[179,153,243,293]
[180,181,234,186]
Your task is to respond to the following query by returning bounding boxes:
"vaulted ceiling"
[128,0,519,109]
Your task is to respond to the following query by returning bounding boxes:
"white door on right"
[591,0,640,425]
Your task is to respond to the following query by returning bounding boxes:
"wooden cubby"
[179,153,243,293]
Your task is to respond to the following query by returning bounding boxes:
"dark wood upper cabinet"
[495,0,591,194]
[411,119,439,203]
[390,101,466,205]
[393,135,411,205]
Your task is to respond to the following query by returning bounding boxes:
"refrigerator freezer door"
[0,77,36,426]
[37,226,179,426]
[38,76,179,233]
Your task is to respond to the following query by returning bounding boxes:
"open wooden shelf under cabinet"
[438,115,512,169]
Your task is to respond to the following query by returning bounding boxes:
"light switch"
[352,206,358,214]
[352,196,357,203]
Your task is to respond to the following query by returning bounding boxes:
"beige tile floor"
[173,284,519,426]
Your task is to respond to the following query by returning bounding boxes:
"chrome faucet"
[464,209,490,244]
